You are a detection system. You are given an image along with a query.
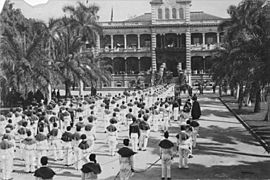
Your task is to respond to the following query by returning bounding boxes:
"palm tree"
[214,0,270,111]
[63,2,103,96]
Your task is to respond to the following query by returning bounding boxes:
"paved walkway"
[10,94,270,180]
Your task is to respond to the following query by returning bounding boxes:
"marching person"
[22,130,36,173]
[73,126,82,170]
[172,98,179,121]
[129,117,140,152]
[35,127,48,168]
[187,119,200,148]
[176,126,192,169]
[49,122,63,161]
[0,134,15,180]
[17,121,28,160]
[61,126,73,166]
[85,119,96,152]
[34,156,56,180]
[78,134,91,170]
[81,154,102,180]
[106,119,118,156]
[117,139,136,180]
[138,115,150,151]
[152,106,159,132]
[125,108,134,125]
[159,131,174,180]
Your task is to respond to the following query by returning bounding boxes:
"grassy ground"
[220,95,270,152]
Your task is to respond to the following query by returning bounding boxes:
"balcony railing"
[100,47,151,53]
[190,43,223,51]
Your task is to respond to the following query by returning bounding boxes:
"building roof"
[125,11,223,22]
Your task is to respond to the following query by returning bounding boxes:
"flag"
[111,7,113,22]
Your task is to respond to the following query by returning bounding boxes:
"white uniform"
[106,124,118,156]
[35,133,48,168]
[50,128,63,160]
[22,137,36,172]
[0,139,14,180]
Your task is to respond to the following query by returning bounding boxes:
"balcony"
[100,47,151,53]
[156,47,186,53]
[191,44,220,51]
[99,47,151,58]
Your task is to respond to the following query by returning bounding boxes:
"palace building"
[95,0,225,88]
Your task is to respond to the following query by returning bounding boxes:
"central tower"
[150,0,192,84]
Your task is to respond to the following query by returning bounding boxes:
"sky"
[3,0,244,22]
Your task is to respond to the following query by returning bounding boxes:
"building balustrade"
[100,47,151,53]
[190,43,221,51]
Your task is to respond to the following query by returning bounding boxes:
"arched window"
[179,8,184,19]
[165,8,170,19]
[158,8,162,19]
[172,8,176,19]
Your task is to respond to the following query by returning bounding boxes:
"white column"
[185,3,191,23]
[202,33,205,45]
[124,34,127,49]
[111,35,114,50]
[47,83,52,105]
[125,57,127,74]
[137,34,141,49]
[186,30,192,86]
[96,34,100,55]
[217,32,220,44]
[151,32,157,72]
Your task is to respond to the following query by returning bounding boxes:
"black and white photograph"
[0,0,270,179]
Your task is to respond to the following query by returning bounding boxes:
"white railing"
[190,43,219,51]
[99,47,151,53]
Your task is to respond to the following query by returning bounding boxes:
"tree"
[0,1,52,105]
[213,0,270,111]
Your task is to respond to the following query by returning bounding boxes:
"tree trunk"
[254,88,261,113]
[47,83,52,105]
[219,85,222,96]
[238,83,244,110]
[230,86,234,96]
[79,80,84,99]
[65,80,71,98]
[265,94,270,121]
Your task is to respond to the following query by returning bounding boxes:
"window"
[206,37,214,44]
[158,8,162,19]
[179,8,184,19]
[165,8,170,19]
[172,8,176,19]
[193,37,200,45]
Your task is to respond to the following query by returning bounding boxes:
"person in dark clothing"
[34,156,56,180]
[191,96,201,120]
[56,90,60,100]
[212,84,216,94]
[81,154,101,180]
[188,86,193,97]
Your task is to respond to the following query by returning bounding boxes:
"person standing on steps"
[117,139,136,180]
[159,131,174,180]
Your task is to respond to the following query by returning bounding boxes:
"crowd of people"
[0,84,201,180]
